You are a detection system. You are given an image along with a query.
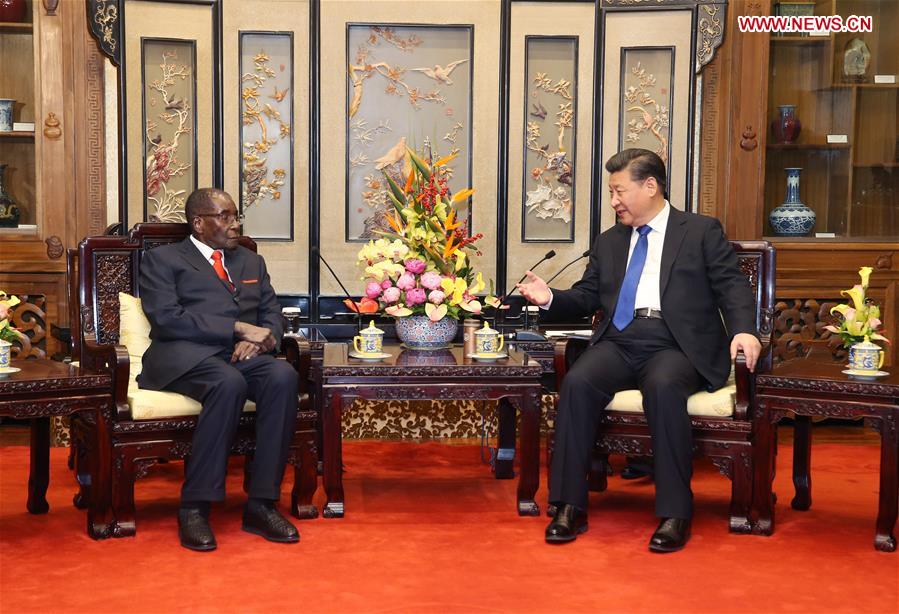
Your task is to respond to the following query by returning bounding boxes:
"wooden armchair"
[548,240,775,533]
[68,223,318,538]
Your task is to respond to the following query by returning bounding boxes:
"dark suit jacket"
[545,208,757,390]
[136,237,284,391]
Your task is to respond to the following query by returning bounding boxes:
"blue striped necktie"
[612,225,652,331]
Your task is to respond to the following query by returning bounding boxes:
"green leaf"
[384,173,407,205]
[407,148,432,181]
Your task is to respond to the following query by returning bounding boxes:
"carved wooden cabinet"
[0,0,107,357]
[714,0,898,365]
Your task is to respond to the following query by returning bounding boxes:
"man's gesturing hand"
[730,333,762,372]
[515,271,552,307]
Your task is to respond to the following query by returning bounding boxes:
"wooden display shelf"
[0,131,35,140]
[0,22,32,33]
[766,142,851,150]
[853,162,899,168]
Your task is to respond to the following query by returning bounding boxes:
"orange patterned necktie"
[210,251,234,291]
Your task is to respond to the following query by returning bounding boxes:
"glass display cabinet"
[764,0,897,240]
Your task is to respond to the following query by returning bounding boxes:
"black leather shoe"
[178,508,217,552]
[242,502,300,543]
[621,456,653,480]
[649,517,691,553]
[545,504,588,544]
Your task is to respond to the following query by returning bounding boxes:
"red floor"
[1,441,896,613]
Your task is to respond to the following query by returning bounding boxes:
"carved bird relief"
[410,59,468,85]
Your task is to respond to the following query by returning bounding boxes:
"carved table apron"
[0,359,113,538]
[754,359,899,552]
[317,343,544,518]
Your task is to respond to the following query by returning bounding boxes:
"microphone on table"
[545,249,591,284]
[312,246,363,335]
[500,250,556,341]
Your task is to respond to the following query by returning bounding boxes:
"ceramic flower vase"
[0,339,11,370]
[0,99,14,132]
[769,167,815,236]
[394,315,458,350]
[847,339,884,374]
[770,104,802,144]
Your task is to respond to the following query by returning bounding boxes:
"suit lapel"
[225,248,246,294]
[177,237,235,294]
[610,223,632,289]
[660,207,687,297]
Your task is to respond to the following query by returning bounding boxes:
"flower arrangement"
[350,145,499,322]
[824,266,890,347]
[0,291,21,343]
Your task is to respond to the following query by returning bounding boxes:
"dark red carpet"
[1,441,896,613]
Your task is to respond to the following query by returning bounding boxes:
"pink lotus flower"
[396,273,416,291]
[420,271,442,290]
[405,287,427,306]
[365,281,383,299]
[404,259,426,274]
[428,290,446,305]
[382,287,401,304]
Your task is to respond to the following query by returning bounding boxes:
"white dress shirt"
[540,201,671,311]
[628,201,669,311]
[190,234,233,283]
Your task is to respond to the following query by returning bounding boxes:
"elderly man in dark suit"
[517,149,761,552]
[138,187,299,551]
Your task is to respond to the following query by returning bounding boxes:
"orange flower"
[343,297,380,314]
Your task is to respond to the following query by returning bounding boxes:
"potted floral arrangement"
[350,145,498,349]
[824,266,890,374]
[0,291,21,370]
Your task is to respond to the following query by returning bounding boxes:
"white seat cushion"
[605,371,737,418]
[119,292,255,420]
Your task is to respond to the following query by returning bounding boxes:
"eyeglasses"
[195,212,245,225]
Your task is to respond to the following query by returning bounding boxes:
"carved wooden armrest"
[280,335,313,402]
[732,342,772,421]
[81,339,132,419]
[553,336,589,391]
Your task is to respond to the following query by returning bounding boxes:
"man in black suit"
[517,149,761,552]
[138,188,300,551]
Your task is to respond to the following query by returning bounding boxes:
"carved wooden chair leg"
[588,453,609,492]
[111,454,137,537]
[729,452,753,534]
[68,418,91,510]
[291,436,319,519]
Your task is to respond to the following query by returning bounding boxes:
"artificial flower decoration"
[824,266,890,347]
[0,291,21,343]
[354,145,498,322]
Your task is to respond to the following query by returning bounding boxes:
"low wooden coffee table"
[0,359,112,537]
[316,343,544,518]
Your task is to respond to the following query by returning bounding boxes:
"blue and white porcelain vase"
[0,99,14,132]
[394,315,458,350]
[769,167,816,236]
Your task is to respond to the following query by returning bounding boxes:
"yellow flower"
[841,285,865,311]
[441,277,468,305]
[859,266,873,289]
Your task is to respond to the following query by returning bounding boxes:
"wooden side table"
[754,359,898,551]
[316,343,544,518]
[0,359,113,538]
